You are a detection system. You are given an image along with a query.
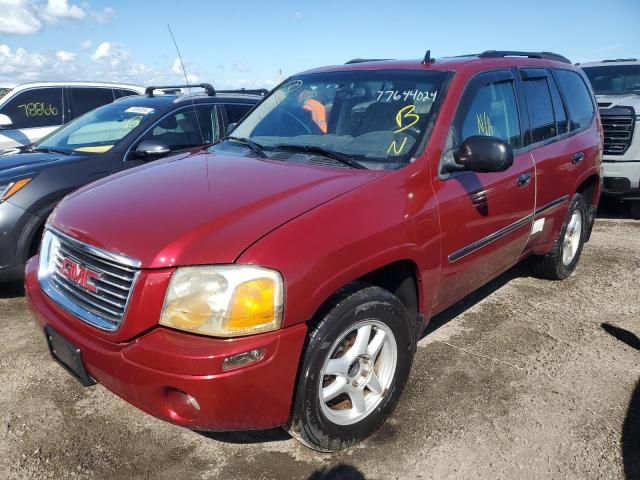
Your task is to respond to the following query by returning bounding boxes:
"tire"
[287,285,415,452]
[630,201,640,220]
[531,193,588,280]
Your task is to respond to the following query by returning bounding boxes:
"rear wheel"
[630,200,640,220]
[287,286,414,451]
[531,194,587,280]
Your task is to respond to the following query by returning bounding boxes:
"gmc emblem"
[60,257,100,293]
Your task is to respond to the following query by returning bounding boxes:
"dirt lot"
[1,211,639,479]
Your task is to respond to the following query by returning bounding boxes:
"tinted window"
[115,89,140,99]
[1,88,63,129]
[224,104,252,124]
[457,80,522,149]
[137,105,219,152]
[522,78,556,143]
[548,77,568,135]
[554,70,595,131]
[69,88,115,118]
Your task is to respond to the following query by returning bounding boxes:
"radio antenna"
[167,24,206,145]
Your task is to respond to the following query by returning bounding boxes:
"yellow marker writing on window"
[476,112,494,136]
[394,104,420,133]
[387,137,408,155]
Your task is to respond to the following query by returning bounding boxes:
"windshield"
[36,103,155,154]
[583,65,640,95]
[229,69,447,169]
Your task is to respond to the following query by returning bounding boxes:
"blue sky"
[1,0,639,88]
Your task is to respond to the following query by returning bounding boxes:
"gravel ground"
[1,210,638,479]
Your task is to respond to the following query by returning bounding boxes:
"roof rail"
[216,88,269,96]
[478,50,571,64]
[345,58,392,64]
[145,83,215,97]
[601,58,638,63]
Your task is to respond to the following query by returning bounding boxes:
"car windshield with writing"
[582,65,640,95]
[35,103,155,154]
[227,70,447,169]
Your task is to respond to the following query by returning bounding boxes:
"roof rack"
[145,83,215,97]
[216,88,269,96]
[601,58,638,63]
[478,50,571,64]
[345,58,392,64]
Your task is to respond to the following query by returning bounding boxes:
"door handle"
[517,172,532,187]
[571,152,584,164]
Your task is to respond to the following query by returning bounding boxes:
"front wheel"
[531,193,587,280]
[287,286,415,451]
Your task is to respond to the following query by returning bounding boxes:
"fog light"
[222,348,266,371]
[165,388,200,420]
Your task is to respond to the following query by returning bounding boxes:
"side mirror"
[226,123,237,136]
[453,136,513,173]
[134,140,170,159]
[0,114,13,129]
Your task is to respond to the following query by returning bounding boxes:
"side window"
[457,79,522,149]
[554,70,595,131]
[224,104,253,124]
[137,105,218,152]
[521,77,556,143]
[114,89,140,99]
[68,88,115,119]
[548,76,568,136]
[0,88,64,129]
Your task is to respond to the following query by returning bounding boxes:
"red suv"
[26,50,602,452]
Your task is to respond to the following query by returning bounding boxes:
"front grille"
[41,230,139,331]
[600,107,636,156]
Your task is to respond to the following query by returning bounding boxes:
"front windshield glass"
[230,69,447,169]
[37,103,155,154]
[583,65,640,95]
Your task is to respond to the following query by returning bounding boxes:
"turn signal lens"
[160,266,283,337]
[0,178,31,201]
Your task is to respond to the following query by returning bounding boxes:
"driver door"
[432,70,535,308]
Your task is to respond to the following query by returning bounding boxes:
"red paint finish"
[27,55,602,432]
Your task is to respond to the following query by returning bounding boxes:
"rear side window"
[554,70,595,131]
[548,77,568,135]
[0,87,64,129]
[521,77,556,143]
[224,104,253,124]
[457,80,522,149]
[115,89,140,99]
[68,88,116,119]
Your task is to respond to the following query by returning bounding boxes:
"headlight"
[0,177,32,202]
[160,265,284,337]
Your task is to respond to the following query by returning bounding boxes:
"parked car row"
[3,49,609,451]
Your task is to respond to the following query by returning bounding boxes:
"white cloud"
[231,62,250,73]
[55,50,75,62]
[91,41,129,68]
[91,6,115,24]
[0,0,42,35]
[80,39,92,49]
[171,57,201,83]
[41,0,86,22]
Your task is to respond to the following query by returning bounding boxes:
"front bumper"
[25,257,307,431]
[602,161,640,200]
[0,200,34,281]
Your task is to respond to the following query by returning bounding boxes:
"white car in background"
[0,82,144,151]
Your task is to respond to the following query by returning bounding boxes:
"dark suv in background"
[0,84,264,281]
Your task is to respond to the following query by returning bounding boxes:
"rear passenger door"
[221,103,254,132]
[518,68,597,247]
[67,87,116,120]
[433,70,536,307]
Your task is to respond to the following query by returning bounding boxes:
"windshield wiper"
[31,147,73,156]
[222,136,267,158]
[272,144,366,169]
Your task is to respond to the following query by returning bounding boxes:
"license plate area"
[44,326,96,387]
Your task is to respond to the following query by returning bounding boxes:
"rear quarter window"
[554,70,595,131]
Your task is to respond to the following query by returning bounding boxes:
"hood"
[596,93,640,110]
[0,150,89,180]
[50,151,383,268]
